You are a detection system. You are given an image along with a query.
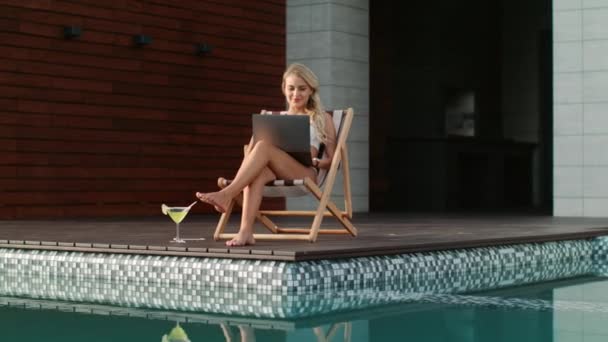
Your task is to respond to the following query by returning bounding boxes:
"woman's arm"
[314,113,337,169]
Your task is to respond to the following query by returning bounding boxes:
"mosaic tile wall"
[592,235,608,275]
[0,238,606,318]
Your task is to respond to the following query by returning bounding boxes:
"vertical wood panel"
[0,0,286,218]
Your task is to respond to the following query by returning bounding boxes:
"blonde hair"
[282,63,328,144]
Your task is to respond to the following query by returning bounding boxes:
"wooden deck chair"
[213,108,357,242]
[313,322,352,342]
[220,322,352,342]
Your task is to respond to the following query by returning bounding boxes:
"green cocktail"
[162,202,197,243]
[162,322,190,342]
[167,208,188,224]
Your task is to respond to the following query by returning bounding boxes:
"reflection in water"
[2,276,608,342]
[162,323,190,342]
[220,324,257,342]
[313,323,352,342]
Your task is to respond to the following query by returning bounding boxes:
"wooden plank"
[1,1,285,219]
[0,214,606,261]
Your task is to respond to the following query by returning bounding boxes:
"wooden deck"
[1,213,608,261]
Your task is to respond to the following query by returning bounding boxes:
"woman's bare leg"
[220,324,234,342]
[226,167,275,246]
[196,140,314,212]
[238,326,256,342]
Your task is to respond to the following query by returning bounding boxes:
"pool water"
[2,275,607,342]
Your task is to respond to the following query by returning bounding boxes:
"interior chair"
[213,108,357,242]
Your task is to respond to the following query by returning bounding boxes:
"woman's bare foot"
[195,192,221,212]
[217,177,229,189]
[226,232,255,247]
[195,191,231,213]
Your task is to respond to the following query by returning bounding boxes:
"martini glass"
[161,322,191,342]
[161,201,199,243]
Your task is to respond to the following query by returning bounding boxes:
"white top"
[310,123,322,150]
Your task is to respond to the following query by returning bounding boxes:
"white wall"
[554,0,608,216]
[286,0,370,212]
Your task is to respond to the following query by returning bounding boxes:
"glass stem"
[176,222,180,240]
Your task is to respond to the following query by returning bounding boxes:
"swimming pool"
[1,236,608,340]
[1,275,607,341]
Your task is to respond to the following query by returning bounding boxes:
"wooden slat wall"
[0,0,286,218]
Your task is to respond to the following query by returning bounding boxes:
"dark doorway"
[369,0,553,213]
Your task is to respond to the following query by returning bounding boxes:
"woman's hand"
[313,157,329,169]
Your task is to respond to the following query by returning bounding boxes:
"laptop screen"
[251,114,312,167]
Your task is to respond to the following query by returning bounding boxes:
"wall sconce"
[195,43,213,55]
[133,34,152,46]
[63,26,82,39]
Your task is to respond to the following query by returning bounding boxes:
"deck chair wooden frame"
[213,108,357,242]
[220,322,351,342]
[313,322,352,342]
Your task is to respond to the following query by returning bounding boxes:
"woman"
[196,63,337,246]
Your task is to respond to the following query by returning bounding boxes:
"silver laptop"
[252,114,312,167]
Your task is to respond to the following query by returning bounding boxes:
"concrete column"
[553,0,608,216]
[286,0,369,212]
